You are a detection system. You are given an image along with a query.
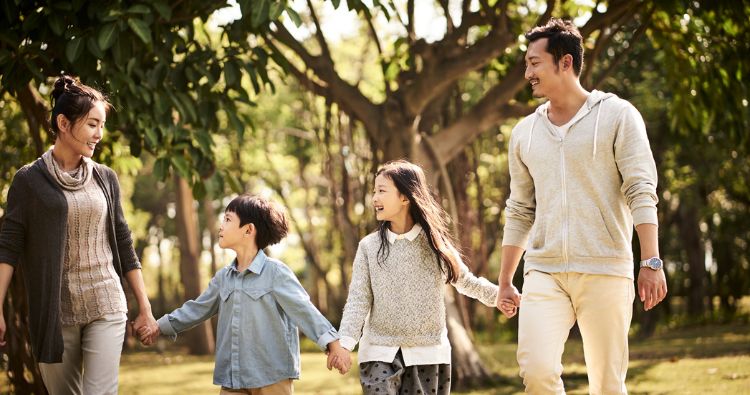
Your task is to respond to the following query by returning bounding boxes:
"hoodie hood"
[526,89,617,159]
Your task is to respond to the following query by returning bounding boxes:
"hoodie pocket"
[527,215,562,258]
[570,205,617,257]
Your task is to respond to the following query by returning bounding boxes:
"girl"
[139,194,348,394]
[335,160,502,395]
[0,75,157,394]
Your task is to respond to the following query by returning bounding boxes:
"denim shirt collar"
[230,249,267,274]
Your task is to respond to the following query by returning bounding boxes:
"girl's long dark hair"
[375,160,460,283]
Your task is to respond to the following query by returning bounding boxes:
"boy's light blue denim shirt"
[156,250,339,389]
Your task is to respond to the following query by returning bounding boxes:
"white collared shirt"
[340,223,452,366]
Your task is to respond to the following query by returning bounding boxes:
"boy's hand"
[326,340,352,374]
[136,322,160,346]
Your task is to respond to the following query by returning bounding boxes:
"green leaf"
[127,4,151,14]
[98,23,118,50]
[49,15,65,35]
[224,60,240,87]
[332,0,341,8]
[127,18,152,44]
[171,155,191,179]
[268,2,284,20]
[225,171,243,194]
[152,2,172,20]
[285,7,302,27]
[65,37,84,63]
[226,109,245,140]
[154,157,170,180]
[192,181,207,200]
[251,0,269,28]
[144,126,159,148]
[86,37,105,58]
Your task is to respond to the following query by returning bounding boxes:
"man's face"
[524,38,561,98]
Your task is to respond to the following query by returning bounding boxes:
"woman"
[0,75,156,394]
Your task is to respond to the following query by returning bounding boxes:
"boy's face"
[219,211,249,250]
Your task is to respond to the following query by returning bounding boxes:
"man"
[495,18,667,394]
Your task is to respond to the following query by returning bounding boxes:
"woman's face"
[372,174,409,222]
[57,101,107,158]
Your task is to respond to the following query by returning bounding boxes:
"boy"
[139,194,348,394]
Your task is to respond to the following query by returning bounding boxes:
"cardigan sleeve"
[0,167,30,266]
[105,167,141,272]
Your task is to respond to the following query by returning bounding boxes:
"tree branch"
[269,23,381,136]
[402,29,515,117]
[580,0,643,37]
[306,0,332,61]
[427,60,530,163]
[16,82,51,156]
[593,16,651,89]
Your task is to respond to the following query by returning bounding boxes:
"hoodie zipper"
[559,138,569,268]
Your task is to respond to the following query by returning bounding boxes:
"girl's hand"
[326,340,352,374]
[498,297,519,318]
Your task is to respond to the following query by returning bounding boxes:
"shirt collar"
[386,223,423,244]
[231,249,267,274]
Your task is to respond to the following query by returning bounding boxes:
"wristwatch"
[639,257,663,271]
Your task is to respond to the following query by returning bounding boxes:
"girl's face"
[57,101,107,158]
[372,174,410,222]
[218,211,250,250]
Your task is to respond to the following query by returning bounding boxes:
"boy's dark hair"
[50,75,112,139]
[525,18,584,76]
[225,194,289,250]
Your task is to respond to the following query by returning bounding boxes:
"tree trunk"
[446,286,493,390]
[678,199,706,316]
[174,176,214,355]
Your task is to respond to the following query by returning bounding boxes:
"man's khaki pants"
[517,271,634,395]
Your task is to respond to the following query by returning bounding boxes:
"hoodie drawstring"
[592,100,604,160]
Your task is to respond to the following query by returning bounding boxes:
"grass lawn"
[116,323,749,395]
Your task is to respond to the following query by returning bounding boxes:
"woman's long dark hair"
[375,160,460,283]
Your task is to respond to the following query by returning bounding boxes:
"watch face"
[649,257,663,270]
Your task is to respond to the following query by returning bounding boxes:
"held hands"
[131,312,160,346]
[326,340,352,375]
[497,284,522,318]
[638,267,667,311]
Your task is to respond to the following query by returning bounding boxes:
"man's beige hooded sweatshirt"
[502,90,658,279]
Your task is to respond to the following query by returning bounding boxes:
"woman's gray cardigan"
[0,158,140,363]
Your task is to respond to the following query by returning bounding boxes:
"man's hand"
[497,284,522,318]
[638,268,667,311]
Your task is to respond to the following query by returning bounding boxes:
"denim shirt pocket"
[220,287,234,302]
[243,288,272,300]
